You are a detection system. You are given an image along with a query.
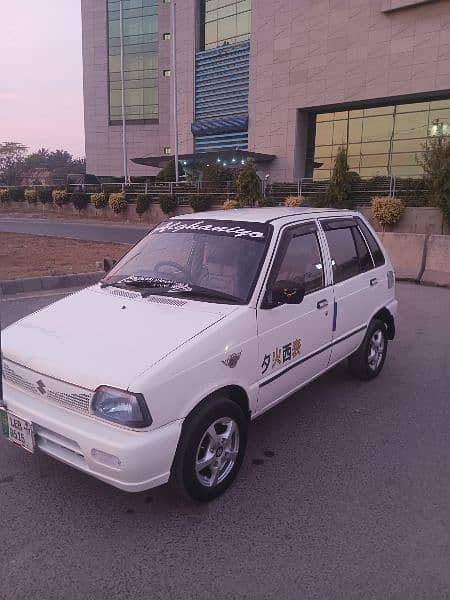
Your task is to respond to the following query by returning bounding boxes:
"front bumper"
[2,381,183,492]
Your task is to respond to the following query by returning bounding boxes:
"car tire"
[349,318,388,380]
[171,395,248,502]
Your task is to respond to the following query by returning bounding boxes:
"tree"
[235,160,261,206]
[327,147,353,209]
[419,136,450,225]
[0,142,28,185]
[24,148,86,184]
[156,159,184,182]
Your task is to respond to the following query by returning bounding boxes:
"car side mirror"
[264,280,305,308]
[103,257,117,274]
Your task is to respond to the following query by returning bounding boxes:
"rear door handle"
[370,278,378,286]
[317,299,329,310]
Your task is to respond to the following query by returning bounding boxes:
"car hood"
[2,286,234,391]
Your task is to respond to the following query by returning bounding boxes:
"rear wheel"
[349,318,388,380]
[171,395,248,502]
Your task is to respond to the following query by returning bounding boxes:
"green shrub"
[109,192,127,214]
[72,191,90,211]
[24,189,37,203]
[327,147,353,209]
[136,194,151,216]
[371,196,405,229]
[91,192,108,210]
[284,195,305,207]
[223,199,240,210]
[257,196,276,207]
[8,187,25,201]
[52,189,70,207]
[419,136,450,224]
[37,187,53,204]
[159,194,177,214]
[189,194,211,213]
[235,160,261,206]
[0,189,9,203]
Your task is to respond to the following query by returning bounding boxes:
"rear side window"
[356,218,385,267]
[352,226,373,272]
[324,227,361,283]
[272,230,324,295]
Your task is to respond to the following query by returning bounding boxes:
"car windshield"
[102,219,272,304]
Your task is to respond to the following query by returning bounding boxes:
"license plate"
[0,409,35,453]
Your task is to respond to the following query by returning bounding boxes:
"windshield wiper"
[152,285,242,304]
[100,276,184,291]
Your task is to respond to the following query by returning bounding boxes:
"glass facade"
[107,0,158,122]
[309,99,450,179]
[201,0,251,50]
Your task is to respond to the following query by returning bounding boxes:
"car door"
[319,217,379,366]
[256,221,334,413]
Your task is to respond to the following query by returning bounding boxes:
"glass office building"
[309,99,450,180]
[107,0,159,123]
[200,0,251,50]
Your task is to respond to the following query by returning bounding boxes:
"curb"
[0,271,105,297]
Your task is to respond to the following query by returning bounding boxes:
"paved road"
[0,216,149,244]
[1,283,449,600]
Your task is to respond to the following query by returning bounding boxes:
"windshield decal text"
[153,220,266,240]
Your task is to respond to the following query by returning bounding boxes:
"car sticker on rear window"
[153,219,269,241]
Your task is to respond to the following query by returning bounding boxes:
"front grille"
[3,361,93,416]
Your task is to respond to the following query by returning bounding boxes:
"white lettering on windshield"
[153,220,265,239]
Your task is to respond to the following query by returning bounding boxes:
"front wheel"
[349,318,388,380]
[171,396,248,502]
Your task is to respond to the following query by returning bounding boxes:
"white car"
[1,208,397,501]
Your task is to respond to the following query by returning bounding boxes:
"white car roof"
[172,207,357,228]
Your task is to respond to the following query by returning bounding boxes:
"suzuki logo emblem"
[36,380,46,395]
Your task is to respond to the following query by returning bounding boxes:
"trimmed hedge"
[109,192,127,214]
[223,199,240,210]
[189,194,211,213]
[37,187,53,204]
[136,194,151,216]
[24,189,38,203]
[284,195,305,207]
[52,190,70,207]
[72,192,90,211]
[91,192,108,210]
[159,194,177,215]
[372,196,405,229]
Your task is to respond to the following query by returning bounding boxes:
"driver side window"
[272,228,325,295]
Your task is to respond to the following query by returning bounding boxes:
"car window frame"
[355,216,386,268]
[319,217,377,284]
[263,221,327,302]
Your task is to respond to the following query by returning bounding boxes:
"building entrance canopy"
[131,150,276,169]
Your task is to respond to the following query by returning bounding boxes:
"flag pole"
[171,1,179,183]
[119,0,129,185]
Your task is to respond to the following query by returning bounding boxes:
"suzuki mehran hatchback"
[1,208,397,501]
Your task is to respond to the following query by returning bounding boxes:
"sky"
[0,1,85,158]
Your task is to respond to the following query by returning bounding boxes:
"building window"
[163,147,172,154]
[107,0,159,123]
[163,32,171,40]
[308,98,450,179]
[200,0,251,50]
[163,69,171,77]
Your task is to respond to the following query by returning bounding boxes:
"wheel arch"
[183,384,251,427]
[372,307,395,340]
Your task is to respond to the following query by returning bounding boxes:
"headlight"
[92,386,152,428]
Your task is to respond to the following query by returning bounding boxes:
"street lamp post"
[119,0,129,185]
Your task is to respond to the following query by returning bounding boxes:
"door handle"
[370,278,378,286]
[317,299,329,310]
